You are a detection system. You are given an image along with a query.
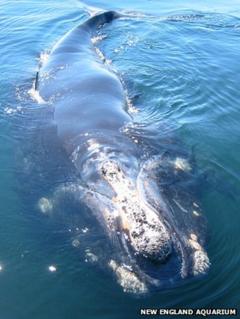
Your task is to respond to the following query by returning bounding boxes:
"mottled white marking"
[190,233,198,241]
[101,160,172,261]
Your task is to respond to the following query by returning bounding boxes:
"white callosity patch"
[101,160,172,261]
[188,233,210,276]
[109,260,148,294]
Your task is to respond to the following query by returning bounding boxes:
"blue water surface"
[0,0,240,318]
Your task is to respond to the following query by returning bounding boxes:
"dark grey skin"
[38,11,130,145]
[36,11,210,293]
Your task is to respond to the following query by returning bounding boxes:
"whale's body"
[36,11,210,293]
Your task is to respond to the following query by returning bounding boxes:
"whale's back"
[37,11,130,144]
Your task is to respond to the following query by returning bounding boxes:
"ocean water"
[1,0,240,318]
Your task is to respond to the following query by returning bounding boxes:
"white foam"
[193,250,210,276]
[109,259,148,294]
[28,87,46,104]
[126,96,139,114]
[4,106,22,115]
[91,34,107,44]
[174,157,191,172]
[39,51,49,65]
[188,234,210,275]
[87,139,101,152]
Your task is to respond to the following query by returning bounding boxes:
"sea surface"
[1,0,240,318]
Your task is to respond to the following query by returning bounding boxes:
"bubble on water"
[38,197,53,214]
[85,249,98,263]
[82,227,89,234]
[48,265,57,272]
[72,239,80,248]
[193,210,200,216]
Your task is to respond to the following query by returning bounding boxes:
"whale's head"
[95,156,210,294]
[100,160,172,263]
[66,134,210,294]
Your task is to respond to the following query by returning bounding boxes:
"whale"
[35,11,210,294]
